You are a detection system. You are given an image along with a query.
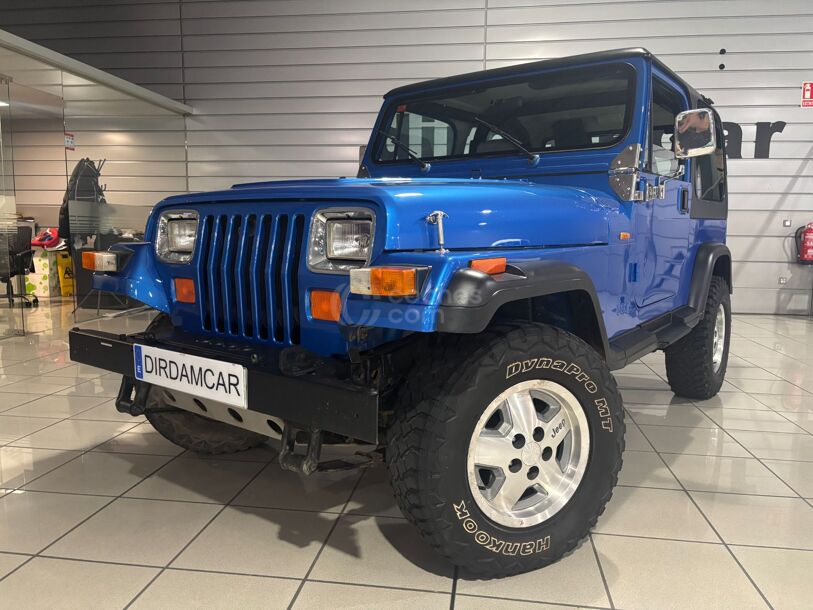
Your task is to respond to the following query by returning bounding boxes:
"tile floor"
[0,302,812,609]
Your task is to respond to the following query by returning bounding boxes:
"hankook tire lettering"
[453,500,551,556]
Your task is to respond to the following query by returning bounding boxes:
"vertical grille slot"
[198,215,213,330]
[270,215,288,343]
[235,214,256,337]
[289,215,305,344]
[221,215,242,335]
[250,215,270,339]
[209,215,227,333]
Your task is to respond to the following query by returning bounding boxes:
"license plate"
[133,344,248,409]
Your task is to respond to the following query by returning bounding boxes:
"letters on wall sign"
[723,121,786,159]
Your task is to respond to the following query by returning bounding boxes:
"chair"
[1,224,38,308]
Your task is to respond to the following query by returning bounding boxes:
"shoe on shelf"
[32,228,60,249]
[44,238,68,251]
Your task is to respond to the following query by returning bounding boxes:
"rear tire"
[665,276,731,399]
[386,323,624,578]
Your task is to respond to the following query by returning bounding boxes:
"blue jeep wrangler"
[71,48,731,577]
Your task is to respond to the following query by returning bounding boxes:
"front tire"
[665,276,731,399]
[386,323,624,577]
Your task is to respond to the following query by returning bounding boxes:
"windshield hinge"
[609,144,644,202]
[646,183,666,200]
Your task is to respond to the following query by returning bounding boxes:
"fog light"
[81,251,119,272]
[350,267,417,297]
[174,278,196,304]
[311,290,342,322]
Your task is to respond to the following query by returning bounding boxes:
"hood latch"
[426,210,449,253]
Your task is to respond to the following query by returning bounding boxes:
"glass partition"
[0,43,188,335]
[70,198,152,323]
[1,81,69,336]
[0,77,26,337]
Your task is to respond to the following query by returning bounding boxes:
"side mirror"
[674,109,716,158]
[358,145,367,163]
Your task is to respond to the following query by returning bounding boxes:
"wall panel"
[1,0,811,312]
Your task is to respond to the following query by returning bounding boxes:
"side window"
[694,107,726,202]
[380,110,454,161]
[650,78,685,176]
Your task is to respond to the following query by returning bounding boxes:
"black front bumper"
[69,328,380,443]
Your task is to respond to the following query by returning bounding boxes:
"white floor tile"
[0,490,109,554]
[46,497,221,566]
[698,407,808,434]
[309,514,454,590]
[639,425,751,457]
[593,535,766,610]
[691,491,813,550]
[594,486,718,542]
[0,557,158,610]
[617,451,681,489]
[762,459,813,497]
[731,545,813,610]
[457,541,610,606]
[131,569,299,610]
[173,506,337,578]
[662,454,796,496]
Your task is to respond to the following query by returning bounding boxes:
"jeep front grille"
[196,212,306,345]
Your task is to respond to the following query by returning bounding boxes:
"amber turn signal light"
[81,251,119,272]
[174,278,196,304]
[311,290,342,322]
[350,267,417,297]
[470,257,507,275]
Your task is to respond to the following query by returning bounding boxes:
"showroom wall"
[0,47,187,223]
[0,0,811,314]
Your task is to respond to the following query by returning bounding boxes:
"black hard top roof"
[385,47,708,104]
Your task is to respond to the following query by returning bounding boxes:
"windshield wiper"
[473,116,539,164]
[378,131,430,172]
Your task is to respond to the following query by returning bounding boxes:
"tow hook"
[278,423,383,475]
[279,425,323,475]
[116,376,151,416]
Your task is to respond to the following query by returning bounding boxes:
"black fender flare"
[435,260,610,358]
[688,242,732,314]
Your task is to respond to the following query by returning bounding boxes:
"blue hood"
[159,178,613,251]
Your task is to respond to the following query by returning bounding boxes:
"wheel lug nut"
[509,459,522,473]
[527,466,539,480]
[532,427,544,442]
[512,434,525,449]
[542,447,553,461]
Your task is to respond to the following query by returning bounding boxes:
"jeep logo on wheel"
[550,418,567,439]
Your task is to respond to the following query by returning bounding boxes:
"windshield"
[375,63,636,164]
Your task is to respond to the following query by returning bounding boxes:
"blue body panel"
[92,53,726,360]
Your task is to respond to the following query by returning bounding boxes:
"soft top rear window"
[375,63,636,164]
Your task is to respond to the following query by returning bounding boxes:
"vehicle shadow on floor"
[131,438,452,578]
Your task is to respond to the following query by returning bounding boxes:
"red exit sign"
[803,82,813,108]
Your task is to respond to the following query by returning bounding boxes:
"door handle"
[679,189,689,213]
